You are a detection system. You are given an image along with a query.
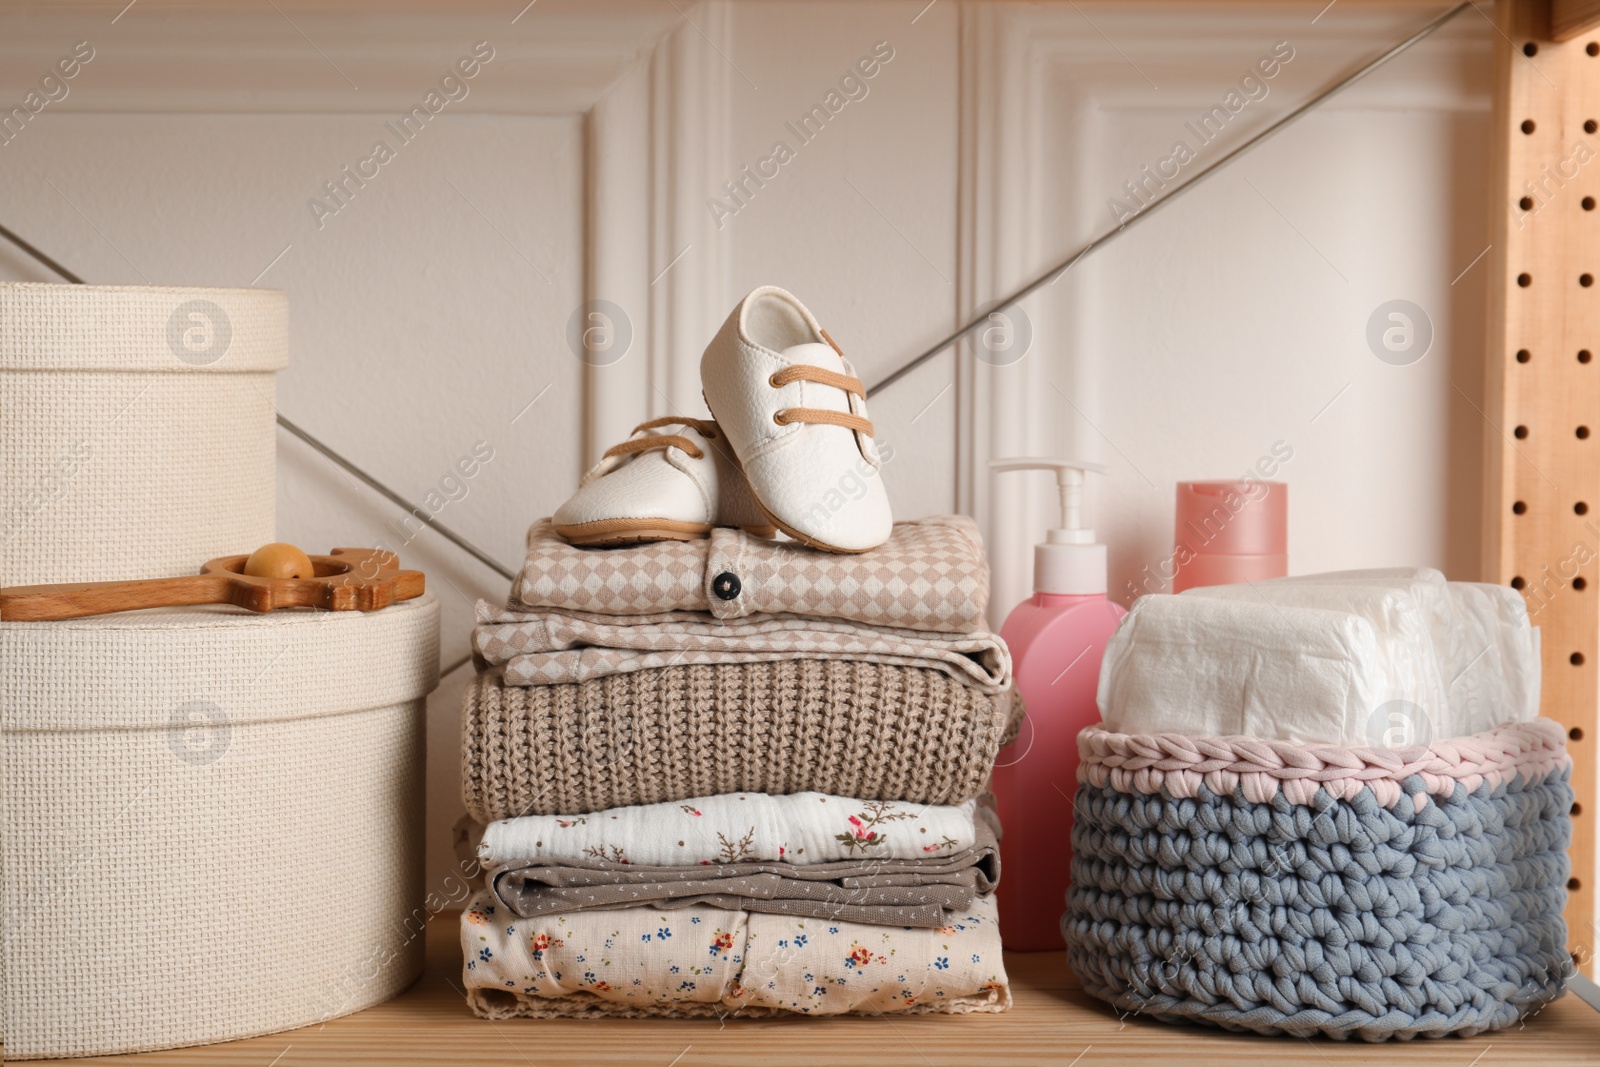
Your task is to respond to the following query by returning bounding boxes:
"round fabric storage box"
[1,594,439,1059]
[0,281,285,586]
[1064,720,1572,1041]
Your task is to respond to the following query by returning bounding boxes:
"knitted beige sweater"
[462,661,1023,822]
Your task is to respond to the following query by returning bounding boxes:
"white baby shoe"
[553,418,772,546]
[700,286,892,553]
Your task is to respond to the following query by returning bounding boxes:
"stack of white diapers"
[1097,568,1540,746]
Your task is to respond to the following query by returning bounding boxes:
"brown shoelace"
[768,361,875,436]
[601,417,720,462]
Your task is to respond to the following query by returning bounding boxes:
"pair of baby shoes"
[553,286,892,553]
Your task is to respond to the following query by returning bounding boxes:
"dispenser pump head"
[990,458,1110,596]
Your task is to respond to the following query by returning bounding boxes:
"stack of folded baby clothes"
[465,516,1015,814]
[459,519,1018,1017]
[458,286,1018,1019]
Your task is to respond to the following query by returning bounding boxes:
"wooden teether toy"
[0,546,424,622]
[242,542,316,580]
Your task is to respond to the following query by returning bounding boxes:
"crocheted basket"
[1063,720,1573,1041]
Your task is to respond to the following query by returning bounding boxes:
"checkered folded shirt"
[510,514,990,633]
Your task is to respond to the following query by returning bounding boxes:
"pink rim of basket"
[1077,719,1571,812]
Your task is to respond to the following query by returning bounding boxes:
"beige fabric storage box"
[1,593,440,1059]
[0,282,284,586]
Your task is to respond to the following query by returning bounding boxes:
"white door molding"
[585,0,732,463]
[958,1,1490,624]
[649,2,732,426]
[3,0,729,469]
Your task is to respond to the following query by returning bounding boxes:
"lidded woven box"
[0,282,440,1058]
[0,281,284,586]
[1,598,440,1058]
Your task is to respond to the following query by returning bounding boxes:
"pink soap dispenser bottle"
[988,459,1126,951]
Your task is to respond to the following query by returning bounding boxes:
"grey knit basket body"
[1064,723,1573,1041]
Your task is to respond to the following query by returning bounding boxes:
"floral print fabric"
[486,805,1000,929]
[460,890,1009,1018]
[478,791,979,869]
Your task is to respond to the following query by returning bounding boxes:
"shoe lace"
[767,332,874,436]
[601,417,720,462]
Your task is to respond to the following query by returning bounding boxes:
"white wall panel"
[727,0,961,520]
[960,2,1492,623]
[0,0,1498,901]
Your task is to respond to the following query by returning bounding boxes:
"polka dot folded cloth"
[1063,719,1574,1041]
[460,891,1010,1019]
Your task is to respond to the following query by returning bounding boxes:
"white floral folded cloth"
[461,890,1010,1018]
[479,792,979,870]
[471,605,1011,694]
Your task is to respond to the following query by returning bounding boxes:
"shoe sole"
[554,517,778,546]
[554,517,711,545]
[701,399,874,555]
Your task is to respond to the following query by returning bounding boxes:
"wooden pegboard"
[1485,0,1600,975]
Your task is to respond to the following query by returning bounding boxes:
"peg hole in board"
[1513,500,1528,514]
[1573,726,1586,742]
[1572,652,1586,666]
[1586,196,1597,211]
[1582,349,1593,363]
[1579,502,1591,515]
[1522,119,1537,134]
[1519,272,1533,287]
[1512,575,1527,589]
[1517,348,1531,362]
[1515,425,1529,439]
[1579,425,1591,439]
[1576,576,1589,591]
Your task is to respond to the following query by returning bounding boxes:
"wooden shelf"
[16,913,1597,1066]
[1485,0,1600,971]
